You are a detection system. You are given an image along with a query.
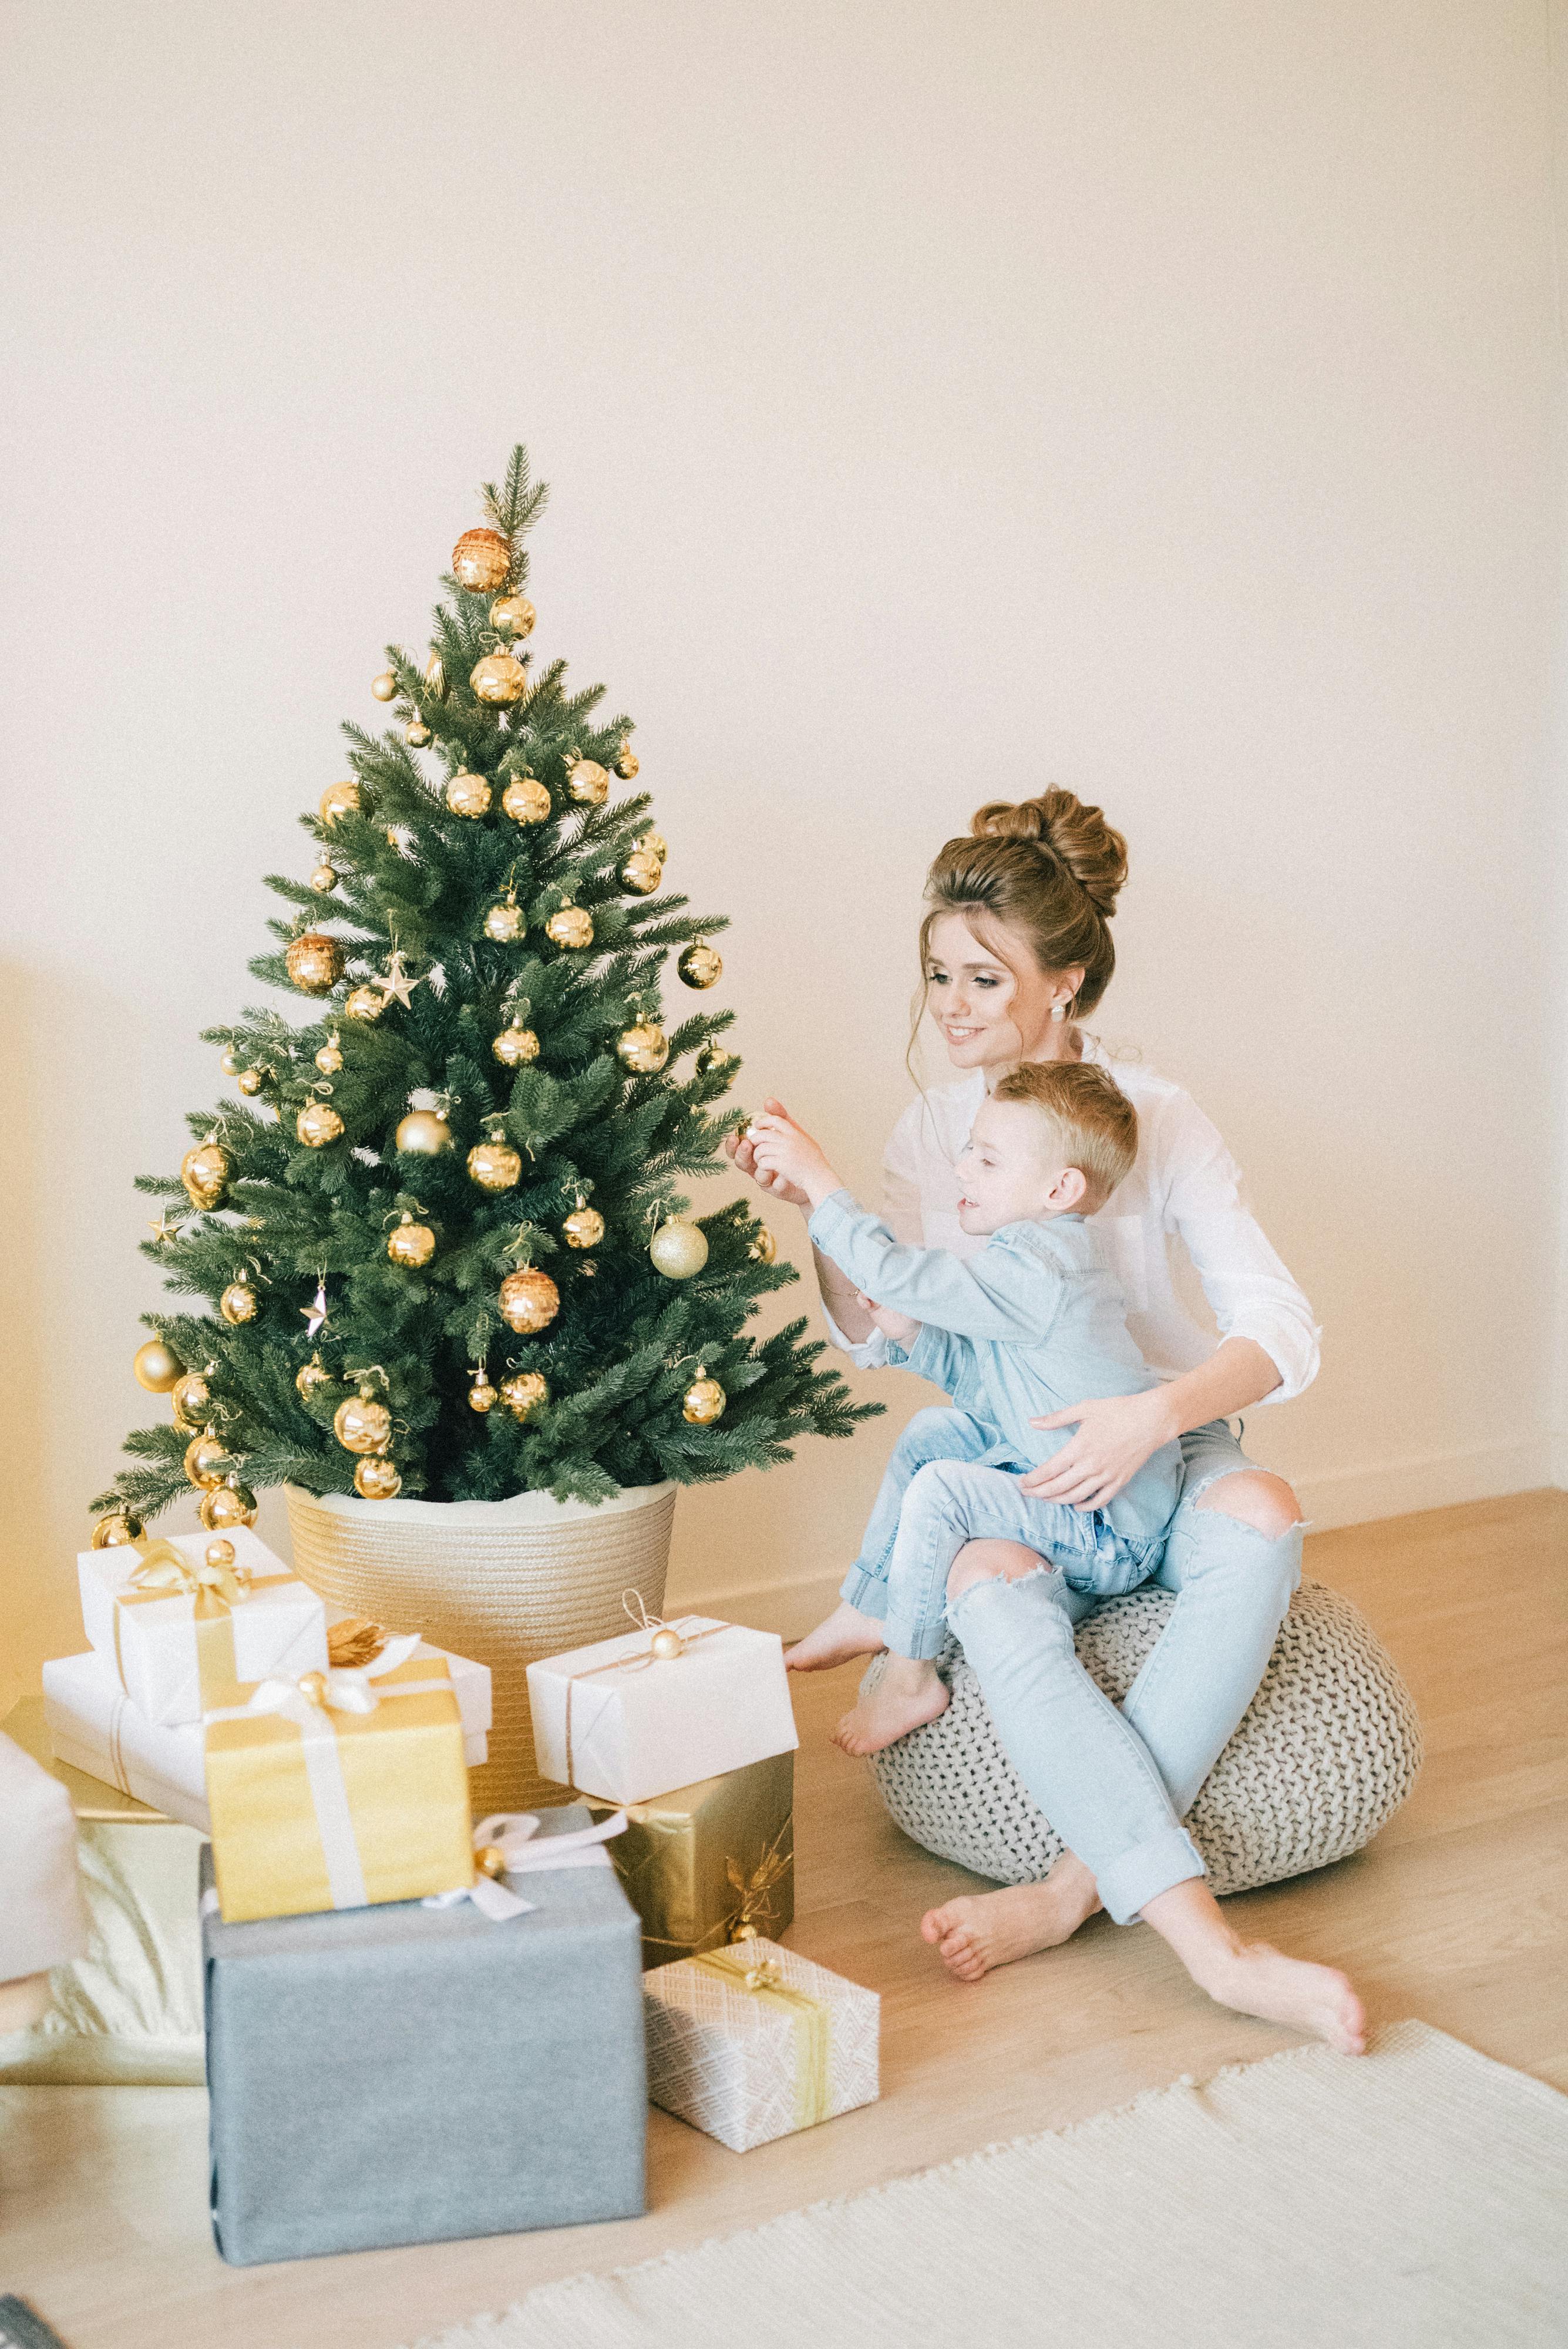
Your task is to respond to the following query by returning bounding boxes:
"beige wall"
[2,1,1562,1708]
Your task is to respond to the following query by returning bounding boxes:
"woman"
[731,791,1364,2054]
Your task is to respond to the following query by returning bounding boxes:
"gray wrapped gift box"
[201,1805,647,2264]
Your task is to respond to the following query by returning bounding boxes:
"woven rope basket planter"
[867,1578,1422,1898]
[284,1482,677,1811]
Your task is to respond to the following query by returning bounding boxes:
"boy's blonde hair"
[991,1061,1138,1212]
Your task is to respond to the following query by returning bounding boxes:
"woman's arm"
[1017,1336,1281,1508]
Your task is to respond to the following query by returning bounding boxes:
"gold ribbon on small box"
[688,1944,831,2130]
[112,1536,254,1694]
[562,1591,736,1791]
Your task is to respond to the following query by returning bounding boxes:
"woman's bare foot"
[832,1658,949,1755]
[785,1600,887,1672]
[1191,1939,1367,2055]
[921,1853,1103,1981]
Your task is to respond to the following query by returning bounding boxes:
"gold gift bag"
[591,1749,793,1968]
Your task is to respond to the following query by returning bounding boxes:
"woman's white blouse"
[826,1045,1320,1405]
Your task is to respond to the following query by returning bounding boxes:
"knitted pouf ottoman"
[866,1579,1422,1897]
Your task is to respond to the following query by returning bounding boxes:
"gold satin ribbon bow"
[688,1944,831,2130]
[563,1590,736,1791]
[113,1537,254,1693]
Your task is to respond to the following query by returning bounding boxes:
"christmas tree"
[96,447,875,1539]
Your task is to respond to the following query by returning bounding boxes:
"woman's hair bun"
[971,789,1128,917]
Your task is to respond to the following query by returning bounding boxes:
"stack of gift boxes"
[39,1531,880,2260]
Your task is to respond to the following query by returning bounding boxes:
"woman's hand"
[724,1096,813,1209]
[1018,1388,1177,1511]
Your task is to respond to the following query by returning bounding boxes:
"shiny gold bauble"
[354,1453,403,1499]
[563,1206,605,1250]
[200,1479,257,1532]
[395,1108,453,1156]
[682,1373,726,1426]
[285,931,344,994]
[295,1355,334,1403]
[310,861,339,894]
[346,984,386,1022]
[133,1337,184,1393]
[650,1219,709,1280]
[498,1267,560,1334]
[470,651,527,705]
[424,651,448,700]
[237,1066,264,1096]
[171,1371,211,1428]
[640,830,668,861]
[483,897,524,943]
[298,1670,329,1706]
[181,1142,230,1210]
[206,1537,237,1569]
[545,903,594,950]
[490,593,536,637]
[371,671,398,702]
[220,1046,240,1076]
[467,1370,499,1414]
[566,757,610,807]
[452,527,512,592]
[91,1511,143,1549]
[334,1391,392,1455]
[476,1842,507,1878]
[405,718,432,748]
[677,941,723,990]
[649,1626,684,1661]
[748,1224,778,1264]
[445,770,492,818]
[319,780,361,824]
[467,1138,522,1193]
[499,1369,550,1421]
[387,1214,436,1268]
[730,1920,759,1943]
[184,1432,228,1489]
[617,1020,669,1074]
[219,1280,259,1325]
[615,742,639,780]
[315,1039,344,1074]
[296,1101,345,1149]
[502,775,551,824]
[493,1023,540,1067]
[695,1041,735,1077]
[619,849,663,896]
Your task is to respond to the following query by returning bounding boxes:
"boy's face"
[955,1098,1085,1234]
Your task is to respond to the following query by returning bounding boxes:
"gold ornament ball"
[678,941,724,990]
[649,1626,684,1661]
[493,1023,540,1067]
[682,1373,726,1426]
[502,775,551,825]
[490,593,536,637]
[748,1225,778,1265]
[395,1108,453,1156]
[171,1370,211,1427]
[295,1356,334,1403]
[237,1066,264,1096]
[220,1046,240,1077]
[617,1020,669,1074]
[354,1453,403,1499]
[184,1432,228,1489]
[476,1842,507,1879]
[695,1041,734,1077]
[619,849,663,896]
[387,1214,436,1268]
[730,1920,759,1943]
[310,861,339,894]
[566,758,610,807]
[563,1206,605,1250]
[200,1479,257,1532]
[346,984,386,1022]
[650,1219,709,1280]
[298,1670,329,1706]
[133,1337,184,1394]
[545,903,594,950]
[315,1039,344,1074]
[219,1280,259,1326]
[615,742,639,780]
[467,1138,522,1192]
[424,651,448,700]
[371,671,398,702]
[452,527,512,592]
[499,1369,550,1421]
[640,830,669,861]
[467,1371,499,1414]
[405,718,432,748]
[483,897,524,943]
[297,1101,345,1149]
[181,1142,230,1210]
[498,1267,560,1334]
[445,770,492,818]
[334,1392,392,1455]
[286,931,344,995]
[470,651,527,705]
[205,1538,237,1570]
[319,780,361,824]
[91,1511,143,1549]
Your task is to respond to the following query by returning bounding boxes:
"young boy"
[748,1061,1183,1755]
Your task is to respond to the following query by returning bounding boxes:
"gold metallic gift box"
[591,1748,794,1968]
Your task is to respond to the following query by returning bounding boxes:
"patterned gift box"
[643,1936,879,2152]
[590,1750,794,1968]
[77,1528,326,1727]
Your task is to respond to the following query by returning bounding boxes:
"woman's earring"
[1051,999,1068,1023]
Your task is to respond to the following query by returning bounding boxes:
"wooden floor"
[4,1490,1565,2349]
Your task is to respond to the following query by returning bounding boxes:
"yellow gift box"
[590,1749,793,1968]
[203,1647,475,1924]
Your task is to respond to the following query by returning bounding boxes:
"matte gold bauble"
[184,1432,228,1489]
[493,1023,540,1067]
[334,1391,392,1455]
[615,741,639,780]
[467,1137,522,1191]
[181,1142,230,1210]
[387,1213,436,1267]
[545,903,594,950]
[640,830,668,861]
[237,1066,264,1096]
[133,1337,184,1393]
[563,1206,605,1250]
[483,896,524,943]
[682,1372,726,1425]
[695,1041,734,1076]
[424,651,448,700]
[650,1626,684,1660]
[315,1038,344,1074]
[619,849,663,896]
[490,593,536,637]
[91,1510,143,1549]
[470,651,527,705]
[566,757,610,807]
[319,780,361,824]
[650,1219,709,1280]
[501,776,551,826]
[748,1224,778,1264]
[445,770,492,818]
[346,984,386,1022]
[617,1020,669,1074]
[452,527,511,592]
[467,1369,499,1414]
[498,1266,560,1334]
[200,1478,257,1532]
[371,671,398,702]
[499,1369,550,1422]
[286,932,344,994]
[354,1453,403,1499]
[219,1280,259,1325]
[395,1108,453,1155]
[296,1101,345,1149]
[295,1354,333,1402]
[405,717,431,748]
[310,861,339,894]
[677,941,723,990]
[171,1370,211,1428]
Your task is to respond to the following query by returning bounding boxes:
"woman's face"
[924,911,1072,1072]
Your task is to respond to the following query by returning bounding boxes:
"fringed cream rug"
[410,2024,1567,2349]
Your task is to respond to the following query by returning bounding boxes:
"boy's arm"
[808,1190,1064,1344]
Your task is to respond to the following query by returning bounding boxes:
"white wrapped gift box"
[78,1528,327,1727]
[643,1937,879,2153]
[527,1616,798,1806]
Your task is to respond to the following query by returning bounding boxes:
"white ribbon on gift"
[422,1809,630,1923]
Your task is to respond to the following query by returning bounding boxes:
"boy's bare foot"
[785,1601,887,1672]
[832,1663,949,1755]
[921,1853,1103,1982]
[1192,1939,1367,2055]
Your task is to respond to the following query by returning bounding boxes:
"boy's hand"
[857,1291,921,1347]
[725,1097,813,1209]
[746,1108,841,1210]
